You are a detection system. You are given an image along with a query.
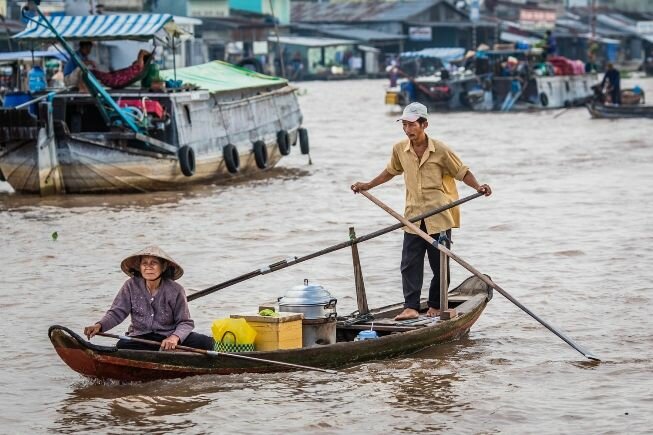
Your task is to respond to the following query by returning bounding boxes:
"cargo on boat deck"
[230,312,303,351]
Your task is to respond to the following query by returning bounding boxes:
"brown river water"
[1,77,652,434]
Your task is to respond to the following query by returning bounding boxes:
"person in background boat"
[601,63,621,105]
[50,68,65,88]
[83,246,214,351]
[350,103,492,321]
[543,30,557,60]
[63,40,97,89]
[290,51,304,81]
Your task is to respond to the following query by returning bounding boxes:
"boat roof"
[159,61,287,93]
[268,35,357,48]
[401,47,465,62]
[12,14,174,42]
[0,50,68,62]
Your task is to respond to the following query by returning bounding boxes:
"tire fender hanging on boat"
[277,130,291,156]
[253,140,268,169]
[540,92,549,107]
[298,128,310,155]
[178,145,196,177]
[223,144,240,174]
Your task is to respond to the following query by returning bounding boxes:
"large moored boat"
[0,8,308,195]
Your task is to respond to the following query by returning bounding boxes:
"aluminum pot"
[277,279,337,320]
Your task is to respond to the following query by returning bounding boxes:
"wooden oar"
[187,191,484,302]
[96,332,337,374]
[359,190,600,362]
[553,107,570,119]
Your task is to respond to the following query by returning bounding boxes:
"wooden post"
[439,231,448,313]
[438,231,458,320]
[349,227,369,315]
[37,101,64,195]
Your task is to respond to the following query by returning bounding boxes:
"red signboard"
[519,9,556,30]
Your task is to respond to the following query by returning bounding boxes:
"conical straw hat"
[120,245,184,280]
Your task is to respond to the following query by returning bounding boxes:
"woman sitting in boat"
[83,246,214,351]
[91,49,153,89]
[65,47,153,90]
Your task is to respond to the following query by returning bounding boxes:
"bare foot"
[394,308,419,321]
[426,307,440,317]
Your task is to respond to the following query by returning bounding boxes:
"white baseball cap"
[397,102,428,122]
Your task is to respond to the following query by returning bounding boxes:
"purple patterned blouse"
[97,277,194,342]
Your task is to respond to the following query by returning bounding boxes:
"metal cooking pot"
[278,279,337,320]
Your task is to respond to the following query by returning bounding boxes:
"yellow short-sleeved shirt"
[386,136,469,235]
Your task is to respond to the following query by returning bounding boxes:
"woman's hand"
[160,334,180,351]
[84,323,101,339]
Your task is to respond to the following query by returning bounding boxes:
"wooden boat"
[49,275,492,382]
[0,13,306,195]
[586,102,653,119]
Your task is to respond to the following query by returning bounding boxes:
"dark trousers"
[401,221,451,310]
[611,87,621,105]
[116,331,215,351]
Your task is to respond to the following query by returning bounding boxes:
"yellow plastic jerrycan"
[211,318,257,352]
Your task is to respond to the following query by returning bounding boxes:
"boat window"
[184,105,192,125]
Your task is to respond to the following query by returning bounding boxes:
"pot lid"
[278,279,336,305]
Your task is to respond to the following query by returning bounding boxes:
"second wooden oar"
[359,190,600,362]
[96,332,337,374]
[188,191,484,302]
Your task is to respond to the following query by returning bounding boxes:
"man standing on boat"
[601,63,621,105]
[351,103,491,321]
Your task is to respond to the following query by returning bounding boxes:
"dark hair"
[417,117,428,125]
[161,266,175,280]
[79,41,93,49]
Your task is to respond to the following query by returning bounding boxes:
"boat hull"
[49,277,491,382]
[587,102,653,119]
[0,85,303,194]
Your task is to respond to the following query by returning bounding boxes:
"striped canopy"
[13,14,174,42]
[400,48,465,63]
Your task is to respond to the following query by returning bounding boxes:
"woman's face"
[140,256,165,281]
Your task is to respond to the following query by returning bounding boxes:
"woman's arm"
[170,290,195,345]
[95,282,132,334]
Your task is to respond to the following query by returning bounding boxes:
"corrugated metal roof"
[293,24,405,41]
[13,14,174,42]
[291,0,445,23]
[268,35,357,47]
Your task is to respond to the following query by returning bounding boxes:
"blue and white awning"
[13,14,174,42]
[400,48,465,63]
